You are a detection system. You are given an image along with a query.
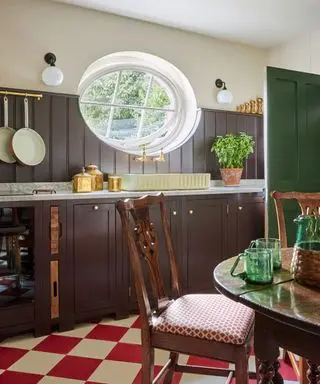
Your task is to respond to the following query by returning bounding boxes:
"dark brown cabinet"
[72,203,116,321]
[227,195,265,259]
[183,197,227,294]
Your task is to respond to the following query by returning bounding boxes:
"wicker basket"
[291,246,320,288]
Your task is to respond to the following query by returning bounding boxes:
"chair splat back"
[117,193,181,323]
[271,191,320,248]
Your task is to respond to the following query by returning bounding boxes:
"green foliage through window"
[80,69,173,140]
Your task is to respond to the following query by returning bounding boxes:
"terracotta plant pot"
[220,168,243,187]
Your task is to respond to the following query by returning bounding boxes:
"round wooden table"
[213,249,320,384]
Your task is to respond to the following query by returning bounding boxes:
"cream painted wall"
[0,0,267,109]
[268,30,320,75]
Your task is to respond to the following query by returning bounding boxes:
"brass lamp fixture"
[153,149,166,162]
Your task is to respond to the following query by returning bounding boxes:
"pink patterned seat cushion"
[153,294,254,345]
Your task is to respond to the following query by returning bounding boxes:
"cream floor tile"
[8,350,64,375]
[55,323,96,338]
[0,333,46,350]
[180,374,227,384]
[120,328,141,345]
[249,355,256,372]
[155,349,189,365]
[88,360,141,384]
[100,315,139,328]
[39,377,85,384]
[68,338,116,359]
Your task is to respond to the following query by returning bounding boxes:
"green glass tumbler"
[250,238,281,270]
[230,248,273,284]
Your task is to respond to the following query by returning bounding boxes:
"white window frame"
[78,51,200,156]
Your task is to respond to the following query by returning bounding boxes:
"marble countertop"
[0,179,265,202]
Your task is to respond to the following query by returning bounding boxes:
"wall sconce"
[215,78,233,104]
[41,53,64,86]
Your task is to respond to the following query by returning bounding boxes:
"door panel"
[185,198,226,293]
[73,203,115,314]
[267,67,320,244]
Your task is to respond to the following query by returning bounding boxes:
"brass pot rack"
[0,90,43,101]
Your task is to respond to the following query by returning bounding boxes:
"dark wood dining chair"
[117,193,255,384]
[271,191,320,384]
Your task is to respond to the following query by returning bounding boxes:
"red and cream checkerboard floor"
[0,315,298,384]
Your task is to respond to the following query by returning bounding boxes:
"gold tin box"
[72,168,92,193]
[108,176,122,192]
[85,164,104,191]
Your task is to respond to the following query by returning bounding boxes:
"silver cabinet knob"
[238,206,243,211]
[172,210,177,216]
[189,209,194,215]
[93,205,99,211]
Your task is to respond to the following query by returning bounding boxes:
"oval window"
[79,52,200,156]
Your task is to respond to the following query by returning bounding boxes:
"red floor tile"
[279,360,298,381]
[0,371,43,384]
[133,365,182,384]
[85,324,128,342]
[106,342,142,363]
[33,334,81,354]
[47,355,102,381]
[187,355,229,368]
[131,317,141,329]
[0,347,27,369]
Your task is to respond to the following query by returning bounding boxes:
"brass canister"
[257,97,263,115]
[108,176,122,192]
[72,168,92,193]
[85,164,104,191]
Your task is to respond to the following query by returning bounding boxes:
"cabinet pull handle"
[93,205,99,211]
[172,210,177,216]
[189,209,194,215]
[238,206,243,211]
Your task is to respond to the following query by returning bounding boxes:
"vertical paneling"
[34,95,51,181]
[245,115,257,179]
[16,96,34,182]
[68,97,85,178]
[84,128,101,169]
[193,112,205,173]
[0,88,263,182]
[115,151,129,174]
[256,116,264,179]
[129,155,143,174]
[181,138,193,173]
[169,148,182,173]
[100,143,115,176]
[204,110,216,178]
[0,96,15,181]
[51,96,68,181]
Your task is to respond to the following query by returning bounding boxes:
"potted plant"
[211,132,255,186]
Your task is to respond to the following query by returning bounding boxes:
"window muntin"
[78,52,200,156]
[80,69,175,142]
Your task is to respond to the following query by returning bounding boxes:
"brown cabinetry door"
[183,198,227,294]
[227,196,265,258]
[73,203,116,316]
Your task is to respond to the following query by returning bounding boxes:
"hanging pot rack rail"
[0,90,43,100]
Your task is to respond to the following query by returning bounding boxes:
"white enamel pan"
[12,98,46,166]
[0,96,16,163]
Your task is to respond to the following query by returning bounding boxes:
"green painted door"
[267,66,320,245]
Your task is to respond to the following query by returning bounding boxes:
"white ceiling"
[52,0,320,48]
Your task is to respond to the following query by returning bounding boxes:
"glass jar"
[294,215,320,245]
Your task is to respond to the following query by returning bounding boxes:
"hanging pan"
[0,96,16,163]
[12,98,46,166]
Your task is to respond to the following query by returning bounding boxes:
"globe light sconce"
[41,53,64,86]
[215,78,233,104]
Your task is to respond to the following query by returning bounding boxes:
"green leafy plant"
[211,132,255,169]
